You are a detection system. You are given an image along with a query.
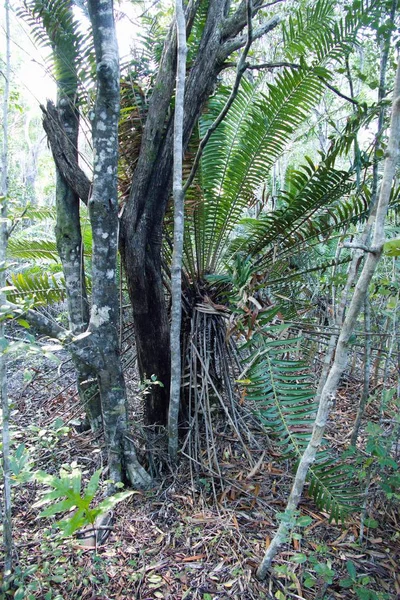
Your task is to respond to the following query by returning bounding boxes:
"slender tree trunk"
[86,0,151,489]
[47,0,102,431]
[1,0,12,580]
[168,0,187,460]
[256,58,400,581]
[351,297,371,445]
[54,103,102,430]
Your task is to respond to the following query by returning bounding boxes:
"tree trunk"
[168,0,187,460]
[54,102,102,430]
[120,0,279,426]
[48,0,102,431]
[86,0,151,488]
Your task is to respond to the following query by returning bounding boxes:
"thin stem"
[1,0,12,582]
[168,0,188,461]
[351,296,371,446]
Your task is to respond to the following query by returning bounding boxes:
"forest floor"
[1,337,400,600]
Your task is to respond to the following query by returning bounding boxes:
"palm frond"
[17,0,94,94]
[228,159,356,262]
[8,271,66,304]
[243,335,361,521]
[8,238,60,262]
[11,206,57,222]
[193,69,325,272]
[283,0,369,66]
[184,0,370,275]
[282,0,336,60]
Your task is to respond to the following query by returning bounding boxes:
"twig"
[318,76,359,106]
[341,242,379,254]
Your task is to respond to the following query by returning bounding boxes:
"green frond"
[308,460,362,523]
[191,68,325,273]
[17,0,94,94]
[243,335,361,521]
[187,0,210,66]
[8,271,66,305]
[182,0,371,279]
[229,160,356,263]
[244,337,316,454]
[283,0,368,64]
[8,238,60,262]
[10,206,57,222]
[282,0,335,60]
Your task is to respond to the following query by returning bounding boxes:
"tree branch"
[7,302,67,341]
[246,61,360,106]
[222,0,282,40]
[41,101,91,204]
[246,61,300,70]
[220,15,279,58]
[340,242,379,254]
[318,77,359,106]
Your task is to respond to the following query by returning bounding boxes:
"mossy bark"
[86,0,151,488]
[50,2,102,431]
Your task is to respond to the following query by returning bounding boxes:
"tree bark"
[86,0,151,488]
[41,100,91,205]
[50,1,102,431]
[168,0,187,460]
[350,296,371,445]
[256,57,400,581]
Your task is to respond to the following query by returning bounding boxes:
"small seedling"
[33,466,133,537]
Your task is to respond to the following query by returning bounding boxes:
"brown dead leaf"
[181,554,206,562]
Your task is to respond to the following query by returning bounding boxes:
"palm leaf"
[8,271,66,304]
[228,158,357,264]
[17,0,94,94]
[282,0,335,60]
[185,0,369,275]
[8,238,60,262]
[243,335,361,522]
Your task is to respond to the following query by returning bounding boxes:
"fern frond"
[309,460,361,523]
[8,271,66,304]
[245,337,316,456]
[228,159,355,263]
[17,0,94,94]
[8,238,60,262]
[282,0,335,60]
[184,0,370,276]
[10,206,57,222]
[283,0,368,65]
[193,68,325,272]
[243,335,361,521]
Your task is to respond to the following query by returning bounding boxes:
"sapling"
[257,57,400,580]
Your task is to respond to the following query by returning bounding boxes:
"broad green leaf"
[83,469,101,502]
[383,238,400,256]
[40,498,77,517]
